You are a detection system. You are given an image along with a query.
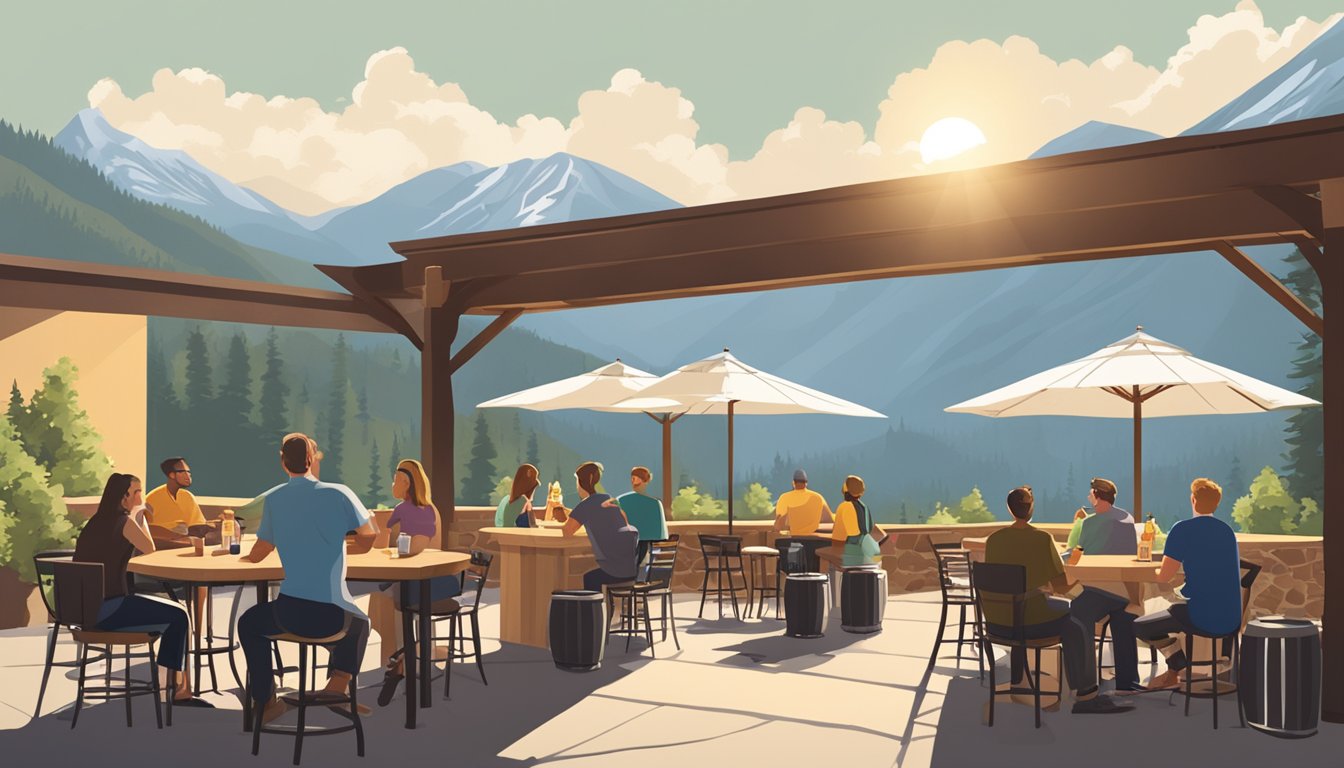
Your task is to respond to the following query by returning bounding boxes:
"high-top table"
[959,535,1165,606]
[129,537,470,729]
[480,527,593,649]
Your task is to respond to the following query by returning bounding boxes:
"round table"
[129,538,469,730]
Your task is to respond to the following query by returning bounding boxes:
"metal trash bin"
[840,566,886,634]
[1240,616,1321,738]
[785,573,829,638]
[549,590,607,672]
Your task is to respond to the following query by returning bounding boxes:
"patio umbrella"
[476,360,685,506]
[613,349,886,534]
[944,327,1321,516]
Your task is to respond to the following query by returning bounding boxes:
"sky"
[3,1,1342,213]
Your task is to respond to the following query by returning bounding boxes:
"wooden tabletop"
[129,536,470,583]
[959,536,1162,582]
[481,526,594,549]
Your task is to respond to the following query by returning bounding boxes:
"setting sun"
[918,117,987,164]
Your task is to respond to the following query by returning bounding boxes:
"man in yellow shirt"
[146,457,212,537]
[773,469,833,570]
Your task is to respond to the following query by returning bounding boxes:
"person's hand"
[553,506,569,522]
[601,498,620,509]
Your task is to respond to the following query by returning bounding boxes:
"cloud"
[87,2,1340,214]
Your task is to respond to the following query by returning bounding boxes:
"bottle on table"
[397,532,411,558]
[1137,514,1156,562]
[1068,546,1085,566]
[220,510,237,552]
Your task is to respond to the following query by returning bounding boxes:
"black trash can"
[840,566,887,634]
[549,590,607,672]
[785,573,828,638]
[1240,616,1321,738]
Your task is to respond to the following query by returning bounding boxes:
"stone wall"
[443,513,1325,620]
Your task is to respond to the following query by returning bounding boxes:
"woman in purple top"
[369,459,462,697]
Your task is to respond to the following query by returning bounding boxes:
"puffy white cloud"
[87,3,1340,214]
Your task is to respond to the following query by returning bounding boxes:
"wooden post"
[1320,178,1343,724]
[421,267,461,532]
[1133,385,1142,518]
[662,415,674,509]
[727,400,736,535]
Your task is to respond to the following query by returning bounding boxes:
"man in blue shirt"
[1134,478,1242,690]
[239,433,377,722]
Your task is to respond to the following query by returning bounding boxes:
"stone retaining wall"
[444,512,1325,620]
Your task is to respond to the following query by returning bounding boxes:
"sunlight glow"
[918,117,987,164]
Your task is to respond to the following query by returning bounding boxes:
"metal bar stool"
[742,545,780,618]
[1167,559,1261,729]
[606,537,682,653]
[697,535,747,620]
[252,615,364,766]
[927,540,985,679]
[53,561,173,730]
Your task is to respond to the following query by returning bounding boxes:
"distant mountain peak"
[1029,121,1164,159]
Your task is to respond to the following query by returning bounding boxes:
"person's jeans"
[239,594,369,702]
[96,595,189,671]
[635,541,653,580]
[1068,587,1139,689]
[583,568,633,593]
[1134,603,1195,672]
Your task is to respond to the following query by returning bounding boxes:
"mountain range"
[41,18,1342,516]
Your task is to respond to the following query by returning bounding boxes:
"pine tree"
[1280,248,1323,508]
[1226,455,1247,501]
[956,487,997,523]
[369,440,384,505]
[357,386,371,442]
[325,334,349,481]
[0,413,77,581]
[17,358,114,496]
[219,333,253,424]
[184,326,214,410]
[461,412,499,504]
[526,430,540,466]
[512,412,523,465]
[259,328,289,433]
[6,380,23,427]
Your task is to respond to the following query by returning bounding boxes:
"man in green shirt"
[604,466,668,577]
[983,486,1135,714]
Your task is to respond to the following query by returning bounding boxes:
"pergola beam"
[1213,241,1324,337]
[448,309,522,375]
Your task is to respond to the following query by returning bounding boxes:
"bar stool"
[741,546,779,618]
[252,615,364,766]
[52,561,173,730]
[1168,559,1261,729]
[697,535,748,620]
[927,539,984,679]
[606,580,654,655]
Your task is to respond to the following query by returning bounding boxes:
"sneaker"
[376,667,404,707]
[1071,695,1135,715]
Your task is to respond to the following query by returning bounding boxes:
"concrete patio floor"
[0,589,1340,766]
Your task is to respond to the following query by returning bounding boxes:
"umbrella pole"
[1133,385,1143,518]
[727,400,736,535]
[662,415,673,510]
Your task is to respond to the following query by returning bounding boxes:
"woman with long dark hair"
[74,473,199,705]
[495,464,551,527]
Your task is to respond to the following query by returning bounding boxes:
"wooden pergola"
[3,113,1340,722]
[320,114,1344,723]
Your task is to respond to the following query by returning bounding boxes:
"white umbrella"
[614,349,886,533]
[945,326,1321,515]
[477,360,685,506]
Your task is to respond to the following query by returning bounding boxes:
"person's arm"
[562,513,584,537]
[348,518,377,555]
[122,508,156,554]
[243,539,275,563]
[410,534,433,555]
[820,501,834,524]
[773,510,788,532]
[1155,555,1182,584]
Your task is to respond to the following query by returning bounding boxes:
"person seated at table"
[494,463,563,527]
[772,468,832,534]
[145,457,217,540]
[563,461,639,592]
[75,473,202,706]
[234,438,326,523]
[1063,477,1135,560]
[983,486,1137,713]
[1135,478,1242,691]
[372,459,469,704]
[601,466,668,577]
[830,475,885,566]
[239,433,376,723]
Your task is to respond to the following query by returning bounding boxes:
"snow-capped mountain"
[1029,121,1164,158]
[55,110,681,266]
[1184,18,1344,134]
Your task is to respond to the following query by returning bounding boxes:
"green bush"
[1232,466,1302,535]
[740,482,774,519]
[11,358,113,496]
[0,414,76,582]
[956,487,997,523]
[670,485,727,520]
[926,503,960,525]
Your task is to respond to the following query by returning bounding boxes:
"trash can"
[840,566,886,634]
[1240,616,1321,738]
[785,573,828,638]
[549,590,607,672]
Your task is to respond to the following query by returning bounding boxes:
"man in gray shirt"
[1065,477,1136,559]
[563,461,639,591]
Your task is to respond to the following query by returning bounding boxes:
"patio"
[1,588,1339,767]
